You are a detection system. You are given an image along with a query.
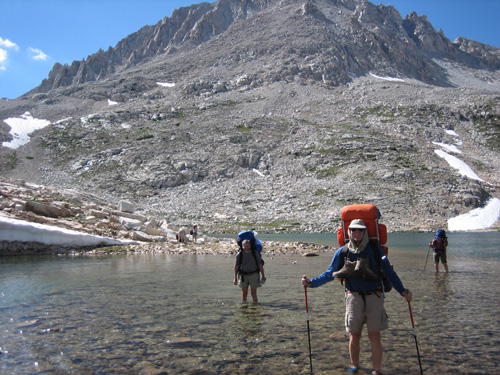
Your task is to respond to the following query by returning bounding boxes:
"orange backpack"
[338,204,388,252]
[337,204,391,292]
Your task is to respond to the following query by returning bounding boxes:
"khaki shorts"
[345,292,388,333]
[238,272,261,289]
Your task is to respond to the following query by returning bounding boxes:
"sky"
[0,0,499,99]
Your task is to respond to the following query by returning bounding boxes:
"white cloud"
[0,37,18,49]
[0,48,7,63]
[0,38,18,70]
[0,48,7,71]
[28,47,48,61]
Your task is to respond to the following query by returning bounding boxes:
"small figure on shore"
[234,239,266,303]
[301,219,412,375]
[190,224,198,242]
[176,227,187,243]
[430,229,449,272]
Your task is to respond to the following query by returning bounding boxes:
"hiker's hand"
[402,289,412,302]
[233,278,237,285]
[301,275,311,288]
[261,275,267,283]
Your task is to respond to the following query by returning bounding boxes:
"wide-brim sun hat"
[349,219,367,229]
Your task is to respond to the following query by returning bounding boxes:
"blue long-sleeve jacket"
[310,243,406,295]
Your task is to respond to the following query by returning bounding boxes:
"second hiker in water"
[429,229,449,273]
[301,219,412,375]
[234,239,266,303]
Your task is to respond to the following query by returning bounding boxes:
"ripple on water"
[1,243,499,374]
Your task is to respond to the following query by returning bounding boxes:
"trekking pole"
[303,284,313,374]
[408,301,424,375]
[423,246,431,271]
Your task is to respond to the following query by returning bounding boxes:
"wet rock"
[16,319,39,328]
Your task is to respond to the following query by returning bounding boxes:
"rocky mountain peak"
[0,0,499,233]
[30,0,500,95]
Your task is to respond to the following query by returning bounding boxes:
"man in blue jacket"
[301,219,412,375]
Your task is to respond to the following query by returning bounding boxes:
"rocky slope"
[0,0,499,234]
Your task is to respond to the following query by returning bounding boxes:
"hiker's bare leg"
[250,287,258,303]
[349,332,361,369]
[434,262,439,272]
[368,330,383,373]
[443,263,449,272]
[242,287,249,302]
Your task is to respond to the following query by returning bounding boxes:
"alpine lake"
[0,232,498,374]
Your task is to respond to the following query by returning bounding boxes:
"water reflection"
[432,272,449,299]
[233,303,264,345]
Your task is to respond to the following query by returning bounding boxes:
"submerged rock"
[165,337,204,346]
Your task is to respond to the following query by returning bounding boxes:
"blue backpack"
[435,229,446,238]
[237,230,264,265]
[433,229,448,251]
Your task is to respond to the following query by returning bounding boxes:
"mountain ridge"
[28,0,500,95]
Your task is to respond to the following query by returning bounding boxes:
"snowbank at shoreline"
[0,215,136,248]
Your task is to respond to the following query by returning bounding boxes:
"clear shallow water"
[0,233,498,374]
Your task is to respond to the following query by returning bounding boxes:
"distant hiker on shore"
[301,219,412,375]
[430,229,449,272]
[177,227,187,243]
[234,239,266,303]
[190,224,198,242]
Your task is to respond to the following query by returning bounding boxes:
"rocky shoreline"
[127,239,328,256]
[0,238,329,257]
[0,176,329,256]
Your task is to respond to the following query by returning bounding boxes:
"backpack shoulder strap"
[369,240,393,295]
[369,240,383,271]
[338,246,349,287]
[237,249,244,267]
[339,245,349,269]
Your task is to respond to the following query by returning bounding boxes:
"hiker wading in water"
[234,240,266,303]
[301,219,412,375]
[429,230,449,273]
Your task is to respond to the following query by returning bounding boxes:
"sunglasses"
[350,228,365,232]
